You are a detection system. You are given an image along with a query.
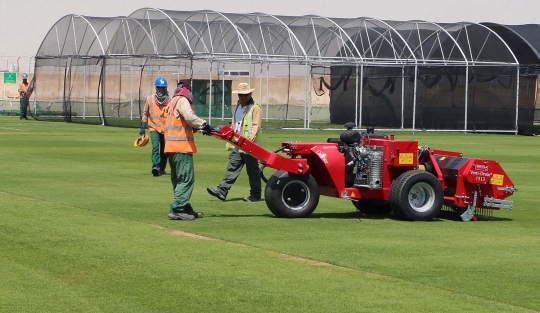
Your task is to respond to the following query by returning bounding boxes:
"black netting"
[329,65,535,134]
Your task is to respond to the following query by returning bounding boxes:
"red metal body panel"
[212,126,310,174]
[454,159,515,208]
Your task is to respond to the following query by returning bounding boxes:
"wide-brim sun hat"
[232,82,255,94]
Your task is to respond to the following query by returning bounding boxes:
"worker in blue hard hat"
[18,73,32,120]
[140,76,170,176]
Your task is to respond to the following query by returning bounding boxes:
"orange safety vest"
[147,95,167,133]
[19,83,30,98]
[164,96,197,154]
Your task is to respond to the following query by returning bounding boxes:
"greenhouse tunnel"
[32,9,540,134]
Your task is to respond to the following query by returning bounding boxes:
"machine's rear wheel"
[352,199,392,215]
[389,170,443,221]
[264,170,320,218]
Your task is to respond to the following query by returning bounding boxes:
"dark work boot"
[243,195,261,202]
[168,212,195,221]
[152,166,160,177]
[185,208,203,219]
[207,186,226,201]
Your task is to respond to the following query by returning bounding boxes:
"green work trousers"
[150,131,167,171]
[168,153,195,213]
[217,148,261,198]
[19,98,29,118]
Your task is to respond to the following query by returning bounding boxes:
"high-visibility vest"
[226,102,263,151]
[241,103,263,146]
[147,95,167,133]
[19,83,30,98]
[164,96,197,154]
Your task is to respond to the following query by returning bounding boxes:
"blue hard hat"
[155,77,167,87]
[22,73,28,79]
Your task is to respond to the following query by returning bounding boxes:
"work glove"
[139,123,146,136]
[202,123,214,136]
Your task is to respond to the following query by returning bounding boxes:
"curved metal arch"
[407,20,470,64]
[234,13,308,59]
[122,18,146,55]
[462,22,518,64]
[482,23,540,63]
[256,13,309,58]
[36,14,107,56]
[146,16,196,56]
[200,10,254,58]
[173,20,212,55]
[297,14,364,61]
[421,21,518,64]
[37,9,523,67]
[166,10,215,56]
[362,18,419,63]
[337,18,388,60]
[84,17,126,56]
[337,17,418,63]
[358,19,414,62]
[114,7,192,56]
[107,9,158,55]
[144,7,193,55]
[235,13,296,58]
[229,21,278,58]
[36,14,70,56]
[194,11,251,56]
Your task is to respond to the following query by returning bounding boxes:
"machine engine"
[335,127,386,189]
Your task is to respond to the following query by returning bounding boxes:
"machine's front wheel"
[264,170,320,218]
[352,199,392,215]
[389,170,443,221]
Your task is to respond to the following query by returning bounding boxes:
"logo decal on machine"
[473,164,489,171]
[316,150,329,164]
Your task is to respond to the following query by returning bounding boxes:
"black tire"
[352,199,392,215]
[264,170,320,218]
[389,170,443,221]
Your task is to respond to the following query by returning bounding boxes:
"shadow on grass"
[438,210,513,222]
[310,211,366,219]
[219,197,252,202]
[207,209,513,222]
[310,210,514,222]
[209,213,275,218]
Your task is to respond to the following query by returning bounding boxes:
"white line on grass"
[0,126,29,132]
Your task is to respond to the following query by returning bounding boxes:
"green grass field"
[1,117,539,312]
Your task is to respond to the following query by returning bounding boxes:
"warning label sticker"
[399,153,414,164]
[490,174,504,186]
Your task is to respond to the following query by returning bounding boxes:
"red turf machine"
[208,124,516,221]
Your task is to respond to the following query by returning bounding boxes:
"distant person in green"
[140,77,170,176]
[207,82,263,202]
[18,73,32,120]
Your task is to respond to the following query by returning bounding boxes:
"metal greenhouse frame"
[33,8,537,134]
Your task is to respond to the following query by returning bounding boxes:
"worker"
[18,73,32,120]
[165,81,213,221]
[207,82,263,202]
[140,77,170,176]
